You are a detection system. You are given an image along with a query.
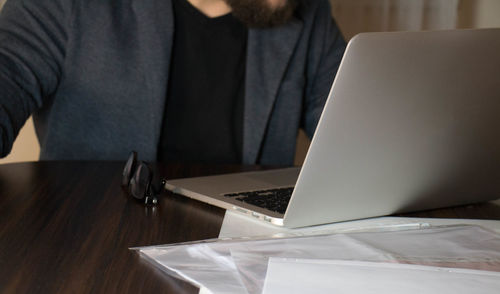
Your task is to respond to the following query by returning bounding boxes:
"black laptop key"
[224,187,294,214]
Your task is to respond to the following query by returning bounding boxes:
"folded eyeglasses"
[121,151,166,205]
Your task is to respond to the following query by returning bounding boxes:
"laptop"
[165,29,500,228]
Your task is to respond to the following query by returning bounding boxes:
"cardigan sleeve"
[0,0,70,156]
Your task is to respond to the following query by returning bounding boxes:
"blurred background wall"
[0,0,499,164]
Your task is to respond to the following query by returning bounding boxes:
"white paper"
[262,258,500,294]
[199,287,213,294]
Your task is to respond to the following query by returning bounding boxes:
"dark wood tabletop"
[1,161,499,293]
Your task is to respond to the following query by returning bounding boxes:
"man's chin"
[225,0,298,28]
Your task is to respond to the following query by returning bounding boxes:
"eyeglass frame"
[121,151,166,205]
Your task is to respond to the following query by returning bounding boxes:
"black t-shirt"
[157,0,247,164]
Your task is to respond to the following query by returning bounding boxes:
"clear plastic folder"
[134,225,500,294]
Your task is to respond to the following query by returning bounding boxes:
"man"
[0,0,345,165]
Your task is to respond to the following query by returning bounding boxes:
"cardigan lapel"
[243,18,303,164]
[139,0,175,160]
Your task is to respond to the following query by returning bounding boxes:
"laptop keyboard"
[224,187,294,214]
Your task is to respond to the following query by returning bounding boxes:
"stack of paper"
[135,225,500,294]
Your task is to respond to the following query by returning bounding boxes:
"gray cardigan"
[0,0,345,164]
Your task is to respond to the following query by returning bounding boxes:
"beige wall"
[457,0,500,28]
[470,0,500,28]
[0,118,40,164]
[1,0,499,164]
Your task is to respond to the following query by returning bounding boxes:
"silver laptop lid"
[284,29,500,227]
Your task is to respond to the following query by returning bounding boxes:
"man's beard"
[224,0,299,28]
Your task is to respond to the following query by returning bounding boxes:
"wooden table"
[1,161,499,293]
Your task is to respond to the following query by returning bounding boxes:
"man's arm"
[302,0,346,138]
[0,0,69,157]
